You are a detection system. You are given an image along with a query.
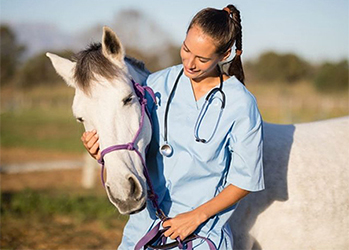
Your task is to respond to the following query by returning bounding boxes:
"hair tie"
[223,7,231,15]
[235,49,242,56]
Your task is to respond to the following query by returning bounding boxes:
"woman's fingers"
[81,130,101,160]
[82,130,96,144]
[87,133,98,149]
[163,226,175,239]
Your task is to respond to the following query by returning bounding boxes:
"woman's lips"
[184,67,199,75]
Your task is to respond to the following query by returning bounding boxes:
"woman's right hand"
[81,130,101,161]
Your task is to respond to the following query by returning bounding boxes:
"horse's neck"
[125,61,150,85]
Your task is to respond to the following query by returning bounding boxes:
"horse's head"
[47,27,151,214]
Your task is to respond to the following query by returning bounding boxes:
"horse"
[48,26,349,249]
[47,26,152,215]
[230,116,349,249]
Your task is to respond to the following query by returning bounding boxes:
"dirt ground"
[1,148,126,250]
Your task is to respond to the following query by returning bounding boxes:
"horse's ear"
[46,52,76,88]
[102,26,125,63]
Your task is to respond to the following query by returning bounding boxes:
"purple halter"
[97,79,216,250]
[97,79,162,216]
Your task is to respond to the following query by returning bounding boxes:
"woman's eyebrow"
[183,41,211,61]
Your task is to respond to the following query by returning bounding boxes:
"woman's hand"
[81,130,101,160]
[162,210,207,241]
[162,185,250,241]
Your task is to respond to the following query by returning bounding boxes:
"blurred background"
[1,0,348,249]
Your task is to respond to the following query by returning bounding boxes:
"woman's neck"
[190,69,229,101]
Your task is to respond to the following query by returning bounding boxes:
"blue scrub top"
[118,65,264,249]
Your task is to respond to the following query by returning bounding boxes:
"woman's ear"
[221,48,232,61]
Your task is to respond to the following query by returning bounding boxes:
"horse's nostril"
[128,176,142,201]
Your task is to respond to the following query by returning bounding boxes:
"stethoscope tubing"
[160,66,225,157]
[163,69,184,143]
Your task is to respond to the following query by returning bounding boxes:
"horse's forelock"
[73,43,122,93]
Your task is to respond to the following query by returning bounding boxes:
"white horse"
[47,26,151,214]
[48,26,349,249]
[230,116,349,249]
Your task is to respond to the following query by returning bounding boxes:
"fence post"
[82,153,98,188]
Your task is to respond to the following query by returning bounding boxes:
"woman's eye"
[182,46,189,53]
[76,117,84,123]
[199,59,209,63]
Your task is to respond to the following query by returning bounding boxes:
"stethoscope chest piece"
[160,142,173,157]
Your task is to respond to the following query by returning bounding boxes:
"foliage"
[313,60,348,92]
[250,51,312,83]
[126,44,181,73]
[17,50,74,89]
[0,25,26,85]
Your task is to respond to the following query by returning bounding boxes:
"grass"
[1,189,128,226]
[1,108,84,153]
[247,80,348,124]
[1,84,85,153]
[1,188,128,249]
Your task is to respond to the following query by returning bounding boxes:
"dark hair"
[187,4,245,84]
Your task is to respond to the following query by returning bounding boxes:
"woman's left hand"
[162,210,207,241]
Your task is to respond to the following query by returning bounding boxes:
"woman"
[82,4,264,249]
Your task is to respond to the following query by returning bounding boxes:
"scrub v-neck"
[183,75,221,110]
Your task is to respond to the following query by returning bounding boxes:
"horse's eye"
[123,94,133,105]
[76,117,84,123]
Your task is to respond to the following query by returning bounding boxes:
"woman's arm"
[162,184,249,240]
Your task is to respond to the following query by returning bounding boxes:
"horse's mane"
[72,43,123,93]
[124,56,150,74]
[72,43,150,93]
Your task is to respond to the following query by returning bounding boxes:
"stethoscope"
[159,67,226,157]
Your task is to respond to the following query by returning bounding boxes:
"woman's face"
[180,25,225,82]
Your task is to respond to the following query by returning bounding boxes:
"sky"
[1,0,348,63]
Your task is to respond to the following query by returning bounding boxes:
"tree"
[314,60,348,92]
[79,9,180,72]
[252,51,312,83]
[18,50,74,88]
[0,25,26,85]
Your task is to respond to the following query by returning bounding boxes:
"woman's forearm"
[194,184,250,223]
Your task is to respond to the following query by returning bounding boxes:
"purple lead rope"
[97,79,217,250]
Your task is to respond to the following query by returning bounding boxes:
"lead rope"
[97,79,216,250]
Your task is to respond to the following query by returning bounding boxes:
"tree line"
[1,24,347,93]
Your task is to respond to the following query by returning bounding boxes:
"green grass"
[1,108,85,153]
[1,189,128,227]
[1,189,128,249]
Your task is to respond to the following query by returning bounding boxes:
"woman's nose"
[187,56,196,69]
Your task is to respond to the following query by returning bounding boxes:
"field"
[1,170,128,249]
[1,81,348,249]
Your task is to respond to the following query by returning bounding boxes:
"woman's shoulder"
[224,77,263,124]
[146,64,183,88]
[224,76,258,107]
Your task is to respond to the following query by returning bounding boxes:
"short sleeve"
[226,97,265,192]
